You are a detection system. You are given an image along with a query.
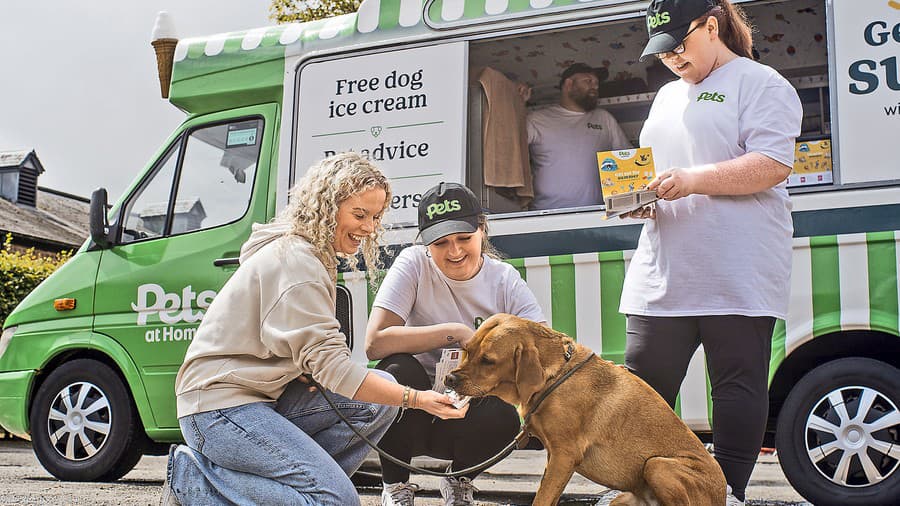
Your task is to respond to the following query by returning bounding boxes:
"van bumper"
[0,369,34,439]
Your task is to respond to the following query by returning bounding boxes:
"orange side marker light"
[53,298,77,311]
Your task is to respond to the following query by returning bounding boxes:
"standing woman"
[620,1,801,505]
[162,153,467,506]
[366,182,546,506]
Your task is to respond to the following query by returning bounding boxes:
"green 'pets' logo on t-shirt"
[697,92,726,103]
[474,316,485,328]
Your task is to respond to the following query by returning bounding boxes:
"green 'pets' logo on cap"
[647,11,671,29]
[697,92,726,103]
[425,199,462,219]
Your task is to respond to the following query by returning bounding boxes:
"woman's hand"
[516,82,532,103]
[619,203,656,220]
[414,389,469,419]
[297,374,317,392]
[649,168,698,201]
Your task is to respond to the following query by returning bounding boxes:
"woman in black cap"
[365,182,546,506]
[620,1,802,505]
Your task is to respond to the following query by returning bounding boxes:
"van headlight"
[0,326,16,361]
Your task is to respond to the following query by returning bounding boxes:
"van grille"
[335,285,352,349]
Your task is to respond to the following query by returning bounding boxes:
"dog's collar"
[517,351,594,448]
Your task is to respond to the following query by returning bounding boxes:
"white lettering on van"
[144,327,197,343]
[131,283,216,326]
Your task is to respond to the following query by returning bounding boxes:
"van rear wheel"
[775,357,900,505]
[29,359,146,481]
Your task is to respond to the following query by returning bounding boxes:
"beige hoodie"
[175,222,369,417]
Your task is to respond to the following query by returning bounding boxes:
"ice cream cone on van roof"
[151,11,178,99]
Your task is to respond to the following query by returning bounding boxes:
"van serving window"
[466,0,834,214]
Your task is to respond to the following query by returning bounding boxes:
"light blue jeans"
[167,371,398,505]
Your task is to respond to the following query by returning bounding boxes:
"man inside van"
[527,62,631,210]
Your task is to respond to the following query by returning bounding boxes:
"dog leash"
[520,352,595,441]
[305,374,517,477]
[303,351,594,478]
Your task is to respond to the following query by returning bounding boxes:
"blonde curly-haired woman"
[161,153,468,506]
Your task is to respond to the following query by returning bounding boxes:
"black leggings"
[625,314,775,502]
[375,353,521,483]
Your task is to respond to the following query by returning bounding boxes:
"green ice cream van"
[1,0,899,503]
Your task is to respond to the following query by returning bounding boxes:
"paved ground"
[0,437,810,505]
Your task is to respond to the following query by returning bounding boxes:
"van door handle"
[213,257,240,267]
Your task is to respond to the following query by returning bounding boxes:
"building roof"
[0,187,90,250]
[0,150,31,168]
[0,149,45,174]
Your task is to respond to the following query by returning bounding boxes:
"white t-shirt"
[620,57,801,319]
[527,105,631,210]
[373,245,546,376]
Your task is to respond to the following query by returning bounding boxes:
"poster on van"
[832,1,900,185]
[296,43,467,226]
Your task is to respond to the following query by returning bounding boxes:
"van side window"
[120,118,263,244]
[121,145,180,243]
[173,120,261,233]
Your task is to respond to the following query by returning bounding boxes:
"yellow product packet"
[596,147,658,218]
[789,139,833,187]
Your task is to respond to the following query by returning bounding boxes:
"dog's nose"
[444,373,458,388]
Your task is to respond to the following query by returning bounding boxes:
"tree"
[270,0,362,24]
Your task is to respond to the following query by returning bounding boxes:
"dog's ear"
[515,343,545,403]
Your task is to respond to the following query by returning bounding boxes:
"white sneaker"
[594,489,622,505]
[160,444,181,506]
[381,481,419,506]
[725,485,745,506]
[439,475,478,505]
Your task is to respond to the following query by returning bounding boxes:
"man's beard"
[573,91,598,112]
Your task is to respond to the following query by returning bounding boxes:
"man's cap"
[558,63,609,88]
[417,182,481,245]
[640,0,717,61]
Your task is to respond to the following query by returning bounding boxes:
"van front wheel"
[775,357,900,505]
[29,359,146,481]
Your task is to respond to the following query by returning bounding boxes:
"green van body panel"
[3,251,100,329]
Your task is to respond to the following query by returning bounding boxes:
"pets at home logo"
[425,199,461,219]
[131,283,217,343]
[697,92,726,103]
[647,11,671,30]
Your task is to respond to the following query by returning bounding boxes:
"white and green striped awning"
[172,0,628,64]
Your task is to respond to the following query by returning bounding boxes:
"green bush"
[1,234,71,325]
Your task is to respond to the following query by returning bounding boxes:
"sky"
[0,1,272,201]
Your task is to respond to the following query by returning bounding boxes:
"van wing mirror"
[89,188,111,248]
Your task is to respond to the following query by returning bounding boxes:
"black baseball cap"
[558,63,609,88]
[640,0,717,61]
[417,182,481,245]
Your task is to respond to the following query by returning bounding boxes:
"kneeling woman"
[366,182,546,506]
[163,154,467,506]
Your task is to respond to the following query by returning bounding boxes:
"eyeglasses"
[655,23,703,60]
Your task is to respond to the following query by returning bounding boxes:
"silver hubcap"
[47,382,112,461]
[804,385,900,487]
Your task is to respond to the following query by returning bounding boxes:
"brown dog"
[444,313,726,506]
